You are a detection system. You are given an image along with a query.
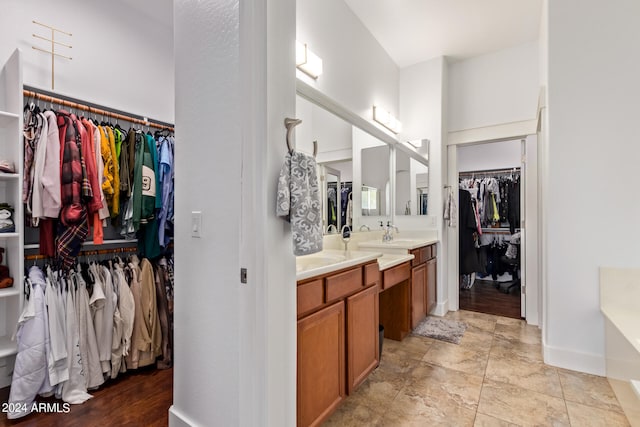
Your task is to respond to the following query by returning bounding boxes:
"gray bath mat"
[412,317,467,345]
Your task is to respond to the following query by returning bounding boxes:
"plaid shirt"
[56,208,89,271]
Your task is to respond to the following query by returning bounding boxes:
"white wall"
[0,0,174,123]
[172,0,296,426]
[399,57,447,314]
[296,95,352,162]
[448,42,539,132]
[545,0,640,375]
[328,160,353,182]
[296,0,399,124]
[457,139,521,172]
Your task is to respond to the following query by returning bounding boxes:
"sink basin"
[296,254,346,273]
[295,249,383,280]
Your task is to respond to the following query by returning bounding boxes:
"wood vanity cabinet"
[297,261,380,427]
[297,301,345,427]
[347,284,379,393]
[410,244,437,328]
[411,263,427,329]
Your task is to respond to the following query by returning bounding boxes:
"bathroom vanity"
[359,240,438,340]
[296,251,381,427]
[295,239,437,427]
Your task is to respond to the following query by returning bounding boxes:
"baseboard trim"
[169,406,199,427]
[543,342,606,376]
[431,300,448,317]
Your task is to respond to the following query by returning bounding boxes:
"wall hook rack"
[32,20,73,91]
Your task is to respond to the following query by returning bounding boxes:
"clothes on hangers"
[443,187,456,227]
[8,252,175,418]
[459,172,519,229]
[23,101,176,267]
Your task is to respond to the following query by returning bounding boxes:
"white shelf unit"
[0,49,23,388]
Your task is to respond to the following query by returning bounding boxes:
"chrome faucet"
[359,224,371,232]
[341,225,352,251]
[326,224,337,234]
[380,221,399,242]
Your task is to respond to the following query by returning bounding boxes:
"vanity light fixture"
[296,41,323,79]
[373,105,402,134]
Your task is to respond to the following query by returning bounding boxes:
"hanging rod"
[24,239,139,250]
[24,246,138,261]
[23,85,174,131]
[459,167,520,177]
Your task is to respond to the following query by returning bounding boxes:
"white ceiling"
[344,0,543,68]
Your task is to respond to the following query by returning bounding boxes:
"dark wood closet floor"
[0,367,172,427]
[459,279,521,319]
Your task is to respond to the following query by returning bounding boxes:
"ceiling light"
[373,105,402,134]
[296,41,323,79]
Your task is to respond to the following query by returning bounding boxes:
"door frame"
[445,119,540,325]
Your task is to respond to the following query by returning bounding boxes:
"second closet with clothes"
[456,137,525,320]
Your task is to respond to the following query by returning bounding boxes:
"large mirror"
[296,81,431,230]
[296,94,354,234]
[395,142,430,216]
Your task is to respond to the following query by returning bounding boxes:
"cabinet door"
[297,301,345,427]
[347,284,379,394]
[411,263,427,329]
[426,258,437,314]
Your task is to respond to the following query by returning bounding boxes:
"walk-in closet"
[456,139,527,319]
[2,77,176,423]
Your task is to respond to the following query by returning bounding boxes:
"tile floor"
[324,310,633,426]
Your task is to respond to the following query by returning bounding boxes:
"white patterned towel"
[277,151,323,256]
[276,151,322,256]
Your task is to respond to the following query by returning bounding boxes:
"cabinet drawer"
[364,262,381,287]
[382,262,410,290]
[422,246,432,261]
[429,244,437,259]
[297,279,324,316]
[326,267,363,302]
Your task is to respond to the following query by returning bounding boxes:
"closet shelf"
[0,287,20,299]
[0,173,19,181]
[0,232,20,240]
[0,110,19,126]
[0,337,17,358]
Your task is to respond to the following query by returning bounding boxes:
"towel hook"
[284,117,302,154]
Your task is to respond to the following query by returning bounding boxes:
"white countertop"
[601,306,640,354]
[377,253,415,271]
[296,249,382,281]
[600,267,640,354]
[358,237,438,251]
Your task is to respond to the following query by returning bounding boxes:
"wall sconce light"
[296,41,323,79]
[373,105,402,134]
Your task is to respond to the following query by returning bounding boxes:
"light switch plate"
[192,211,202,238]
